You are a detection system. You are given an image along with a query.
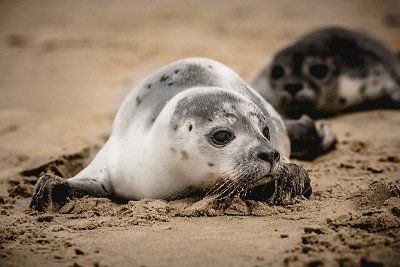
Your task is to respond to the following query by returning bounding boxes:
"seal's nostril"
[273,151,280,163]
[258,152,269,162]
[257,150,280,164]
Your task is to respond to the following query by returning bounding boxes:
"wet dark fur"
[245,161,311,204]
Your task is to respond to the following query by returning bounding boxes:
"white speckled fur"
[69,58,290,200]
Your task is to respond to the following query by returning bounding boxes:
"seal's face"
[269,51,338,118]
[170,90,281,193]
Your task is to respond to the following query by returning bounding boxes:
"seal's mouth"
[285,100,316,119]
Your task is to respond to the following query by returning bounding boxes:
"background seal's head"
[266,46,338,118]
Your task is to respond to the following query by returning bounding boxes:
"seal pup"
[30,58,336,211]
[252,27,400,118]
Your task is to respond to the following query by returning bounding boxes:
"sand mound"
[283,180,400,266]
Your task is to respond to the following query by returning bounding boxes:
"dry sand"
[0,0,400,266]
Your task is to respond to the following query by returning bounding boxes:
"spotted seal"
[252,27,400,118]
[30,58,336,211]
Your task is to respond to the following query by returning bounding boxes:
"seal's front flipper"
[247,159,312,204]
[270,160,312,204]
[30,174,111,212]
[285,115,337,160]
[30,174,72,212]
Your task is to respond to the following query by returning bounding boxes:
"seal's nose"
[284,83,303,96]
[257,150,280,165]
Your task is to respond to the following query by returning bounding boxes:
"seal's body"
[252,27,400,118]
[31,58,335,211]
[74,58,290,200]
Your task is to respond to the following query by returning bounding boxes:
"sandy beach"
[1,0,399,266]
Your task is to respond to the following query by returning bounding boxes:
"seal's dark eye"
[209,129,235,147]
[310,64,329,79]
[262,126,270,140]
[271,65,285,80]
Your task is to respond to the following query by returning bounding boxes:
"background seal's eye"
[262,126,270,140]
[270,65,285,80]
[209,129,235,147]
[309,63,329,79]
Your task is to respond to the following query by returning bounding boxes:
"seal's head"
[268,48,338,118]
[163,88,281,195]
